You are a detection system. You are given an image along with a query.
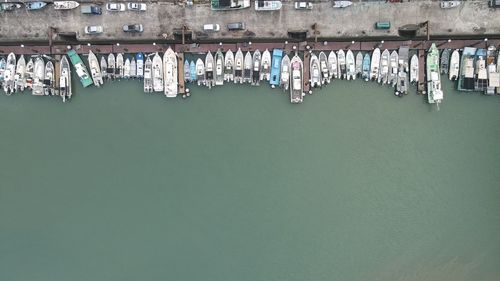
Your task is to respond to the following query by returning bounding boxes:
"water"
[1,78,499,281]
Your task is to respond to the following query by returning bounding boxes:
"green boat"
[67,49,93,88]
[426,43,443,106]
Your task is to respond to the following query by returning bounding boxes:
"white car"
[84,25,103,35]
[106,3,126,11]
[127,2,147,11]
[294,1,313,10]
[203,24,220,32]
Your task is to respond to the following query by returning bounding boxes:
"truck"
[80,5,102,15]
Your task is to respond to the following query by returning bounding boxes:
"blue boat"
[270,49,283,87]
[25,1,47,10]
[362,53,370,81]
[190,61,196,82]
[135,53,144,78]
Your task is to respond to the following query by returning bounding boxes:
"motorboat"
[319,51,330,84]
[43,60,54,96]
[388,50,398,86]
[190,61,196,83]
[426,43,443,106]
[260,49,271,81]
[100,55,107,81]
[255,0,282,11]
[485,46,499,95]
[59,55,71,102]
[378,49,390,84]
[136,53,144,78]
[270,49,283,87]
[32,57,45,96]
[234,48,244,84]
[0,58,5,87]
[215,50,224,86]
[205,51,215,89]
[332,1,352,8]
[130,58,136,78]
[362,53,370,81]
[67,49,93,87]
[355,52,363,78]
[124,58,131,79]
[184,60,191,82]
[337,49,346,79]
[474,49,488,91]
[25,58,34,89]
[440,49,450,75]
[25,2,47,10]
[152,52,163,92]
[346,49,356,80]
[88,50,103,87]
[290,54,304,103]
[53,1,79,9]
[14,55,26,92]
[243,51,253,84]
[410,54,418,83]
[449,49,460,81]
[396,46,409,96]
[115,53,124,79]
[440,0,460,9]
[196,58,205,86]
[107,53,115,80]
[280,54,290,91]
[163,47,178,97]
[328,51,337,79]
[370,48,380,81]
[224,49,234,82]
[3,52,16,95]
[143,55,153,92]
[252,49,261,86]
[310,53,321,88]
[1,3,22,11]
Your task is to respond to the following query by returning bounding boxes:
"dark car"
[123,24,144,33]
[227,22,246,31]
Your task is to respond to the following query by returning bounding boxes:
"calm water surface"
[1,78,499,281]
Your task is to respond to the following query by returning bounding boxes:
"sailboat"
[234,49,244,84]
[163,47,178,98]
[370,48,381,81]
[310,53,321,88]
[427,43,443,106]
[252,50,261,86]
[319,52,330,84]
[388,50,398,86]
[328,51,338,80]
[32,57,45,96]
[152,52,163,92]
[196,58,205,86]
[449,49,460,81]
[362,53,370,81]
[124,58,131,79]
[346,50,355,80]
[378,49,390,84]
[59,55,71,102]
[337,49,346,80]
[115,53,124,79]
[224,49,234,82]
[290,54,304,103]
[280,54,290,91]
[136,53,144,79]
[410,54,418,84]
[107,53,115,80]
[88,50,103,87]
[43,60,54,95]
[243,51,253,84]
[215,50,224,86]
[260,49,271,81]
[3,53,16,95]
[205,51,215,89]
[143,55,153,93]
[14,55,26,92]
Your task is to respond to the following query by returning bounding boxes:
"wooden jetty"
[418,49,426,94]
[177,52,185,95]
[303,50,311,93]
[54,55,61,96]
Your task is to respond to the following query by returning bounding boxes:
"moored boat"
[280,54,290,91]
[224,49,234,82]
[43,60,54,96]
[184,60,191,82]
[130,58,137,78]
[163,47,178,97]
[337,49,346,80]
[440,0,460,9]
[252,49,261,86]
[124,58,131,79]
[1,3,22,11]
[355,52,363,78]
[53,1,79,9]
[362,53,370,81]
[458,47,476,91]
[215,50,224,86]
[205,51,215,89]
[426,43,443,106]
[332,1,352,8]
[115,53,124,79]
[396,46,409,96]
[388,50,398,86]
[196,58,205,86]
[107,53,115,80]
[100,55,107,81]
[378,49,390,84]
[449,49,460,81]
[25,1,47,10]
[485,46,499,95]
[319,51,330,84]
[260,49,271,81]
[67,49,93,87]
[243,51,252,84]
[270,49,282,87]
[14,55,26,92]
[136,53,144,79]
[190,61,196,83]
[3,53,16,95]
[234,48,244,84]
[88,50,103,87]
[143,55,153,93]
[410,54,418,84]
[328,51,338,79]
[152,52,163,92]
[370,48,381,81]
[346,49,355,80]
[310,53,321,88]
[25,58,34,89]
[0,58,5,87]
[290,54,304,103]
[440,49,450,75]
[59,55,71,102]
[474,49,488,91]
[32,57,45,95]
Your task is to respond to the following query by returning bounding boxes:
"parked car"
[84,25,103,35]
[80,5,102,15]
[203,24,220,32]
[227,22,246,31]
[127,2,146,11]
[294,1,313,10]
[106,3,125,11]
[123,24,144,33]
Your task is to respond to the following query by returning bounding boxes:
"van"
[81,5,102,15]
[375,21,391,30]
[203,24,220,32]
[227,22,246,31]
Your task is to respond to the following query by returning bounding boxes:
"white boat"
[59,55,71,102]
[205,51,215,89]
[136,53,144,78]
[53,1,79,9]
[319,51,330,84]
[100,55,107,81]
[486,46,499,95]
[310,53,321,88]
[215,50,224,86]
[290,54,304,103]
[260,49,271,81]
[130,58,136,78]
[440,49,450,75]
[337,49,346,79]
[328,51,338,79]
[355,52,363,78]
[14,55,26,92]
[362,53,370,81]
[410,54,418,83]
[107,53,115,80]
[388,50,398,86]
[378,49,390,84]
[370,48,381,81]
[243,51,253,84]
[196,58,205,86]
[224,49,234,82]
[346,49,356,80]
[143,55,153,93]
[0,58,5,87]
[280,54,290,91]
[255,0,282,11]
[184,60,191,82]
[124,58,131,79]
[332,0,352,8]
[396,45,409,96]
[25,58,34,89]
[427,43,443,106]
[163,47,178,98]
[440,0,460,9]
[116,53,124,79]
[251,50,261,86]
[32,57,45,96]
[43,61,54,96]
[234,48,244,84]
[3,52,16,95]
[88,50,103,87]
[449,49,460,81]
[152,52,163,92]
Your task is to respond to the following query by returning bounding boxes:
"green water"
[1,78,499,281]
